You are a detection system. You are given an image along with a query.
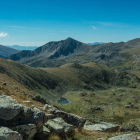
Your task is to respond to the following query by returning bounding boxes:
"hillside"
[0,59,139,99]
[9,37,140,68]
[0,44,19,58]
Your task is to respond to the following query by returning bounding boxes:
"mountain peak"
[66,37,75,41]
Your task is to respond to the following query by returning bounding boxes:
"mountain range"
[0,44,19,58]
[9,37,140,68]
[8,45,38,51]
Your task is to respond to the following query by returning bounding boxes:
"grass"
[54,87,140,125]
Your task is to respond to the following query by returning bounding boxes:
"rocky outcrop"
[84,122,119,132]
[0,127,22,140]
[45,117,75,136]
[0,95,45,140]
[108,133,137,140]
[0,95,23,120]
[66,113,86,128]
[12,124,37,140]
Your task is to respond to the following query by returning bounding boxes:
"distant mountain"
[8,45,38,50]
[87,42,105,45]
[0,45,19,58]
[10,37,140,68]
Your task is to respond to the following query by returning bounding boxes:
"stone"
[34,126,50,140]
[0,95,23,121]
[12,124,37,140]
[137,136,140,140]
[84,122,119,132]
[45,120,63,134]
[108,133,137,140]
[53,110,68,118]
[0,127,22,140]
[32,96,47,104]
[44,114,55,122]
[53,118,75,135]
[0,96,45,133]
[43,126,50,135]
[43,104,57,113]
[2,82,6,86]
[66,113,86,128]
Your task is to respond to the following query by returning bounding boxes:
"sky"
[0,0,140,46]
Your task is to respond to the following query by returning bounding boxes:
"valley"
[0,38,140,139]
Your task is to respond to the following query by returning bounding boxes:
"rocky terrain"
[1,95,140,140]
[1,37,140,139]
[9,38,140,68]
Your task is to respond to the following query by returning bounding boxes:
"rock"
[65,113,86,128]
[45,120,63,134]
[26,107,45,132]
[137,136,140,140]
[43,104,57,113]
[0,95,23,121]
[84,122,119,132]
[0,96,45,133]
[108,133,137,140]
[44,114,55,121]
[80,92,87,96]
[2,82,6,86]
[43,126,50,135]
[0,127,22,140]
[53,110,68,118]
[53,118,75,136]
[32,96,47,104]
[34,126,50,140]
[125,105,131,108]
[12,124,37,140]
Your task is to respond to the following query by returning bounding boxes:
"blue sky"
[0,0,140,46]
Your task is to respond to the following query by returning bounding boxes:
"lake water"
[58,97,70,104]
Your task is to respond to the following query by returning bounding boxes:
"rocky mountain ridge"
[9,37,140,68]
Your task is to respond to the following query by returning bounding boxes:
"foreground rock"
[0,96,45,133]
[0,95,23,120]
[44,103,86,128]
[45,117,75,136]
[84,122,119,132]
[108,133,137,140]
[66,113,86,128]
[0,127,22,140]
[0,95,46,140]
[12,124,37,140]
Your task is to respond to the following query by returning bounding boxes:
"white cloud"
[0,32,8,38]
[91,26,97,30]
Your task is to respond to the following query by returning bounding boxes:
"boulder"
[84,122,119,132]
[34,126,50,140]
[53,118,75,136]
[53,110,68,118]
[44,114,55,122]
[0,95,23,121]
[0,127,22,140]
[43,104,57,113]
[12,124,37,140]
[43,126,50,135]
[0,95,45,133]
[108,133,137,140]
[32,96,47,104]
[45,120,63,134]
[21,107,45,132]
[65,113,86,128]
